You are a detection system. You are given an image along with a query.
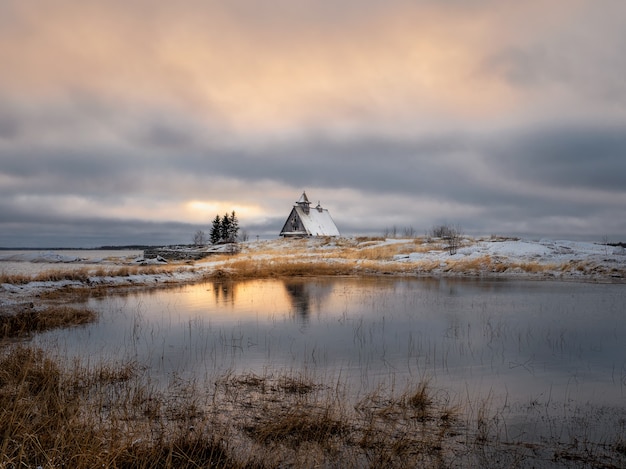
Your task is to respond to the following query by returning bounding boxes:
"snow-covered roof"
[293,205,340,237]
[280,193,340,237]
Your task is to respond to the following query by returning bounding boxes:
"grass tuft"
[405,381,432,419]
[0,306,96,338]
[247,406,348,447]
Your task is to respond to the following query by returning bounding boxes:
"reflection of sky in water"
[35,278,626,412]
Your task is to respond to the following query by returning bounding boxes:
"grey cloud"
[6,119,625,221]
[0,202,200,248]
[0,111,20,140]
[2,89,626,245]
[189,125,626,210]
[138,121,198,149]
[182,134,474,198]
[486,125,626,192]
[219,126,626,228]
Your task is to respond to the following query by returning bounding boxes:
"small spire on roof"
[297,191,310,205]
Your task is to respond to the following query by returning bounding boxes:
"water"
[33,276,626,448]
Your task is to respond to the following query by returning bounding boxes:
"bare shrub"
[192,229,207,246]
[430,223,463,255]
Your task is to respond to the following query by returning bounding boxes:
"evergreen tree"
[220,212,231,242]
[210,215,222,244]
[228,210,239,242]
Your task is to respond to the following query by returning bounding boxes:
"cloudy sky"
[1,1,625,247]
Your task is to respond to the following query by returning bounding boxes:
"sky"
[1,0,626,247]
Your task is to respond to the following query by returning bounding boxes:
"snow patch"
[0,251,85,263]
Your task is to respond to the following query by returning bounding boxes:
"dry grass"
[0,265,181,286]
[509,262,560,274]
[0,306,97,338]
[247,406,348,447]
[210,257,357,279]
[446,255,494,273]
[442,256,562,275]
[333,239,441,262]
[1,345,624,468]
[0,271,31,284]
[355,236,385,243]
[239,238,443,265]
[1,346,461,468]
[212,240,450,279]
[0,345,239,469]
[215,372,467,467]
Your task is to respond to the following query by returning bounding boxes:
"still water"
[36,277,626,413]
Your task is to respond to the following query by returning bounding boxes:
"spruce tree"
[220,212,231,242]
[210,215,222,244]
[228,210,239,242]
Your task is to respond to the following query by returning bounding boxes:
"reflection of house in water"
[284,282,311,319]
[282,279,335,322]
[211,281,236,305]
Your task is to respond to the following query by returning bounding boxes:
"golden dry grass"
[0,345,236,469]
[211,257,357,279]
[446,255,494,273]
[0,264,183,286]
[0,271,32,284]
[332,239,442,262]
[0,345,463,468]
[0,306,97,338]
[247,406,348,447]
[516,261,560,273]
[1,344,623,468]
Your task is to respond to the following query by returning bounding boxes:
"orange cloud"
[0,1,604,135]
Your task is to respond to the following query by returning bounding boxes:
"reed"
[0,344,238,469]
[0,341,467,468]
[1,343,623,468]
[247,405,348,447]
[0,306,96,338]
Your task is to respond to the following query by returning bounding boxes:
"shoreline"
[2,236,625,312]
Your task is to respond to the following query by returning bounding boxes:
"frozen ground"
[1,237,625,310]
[395,237,626,277]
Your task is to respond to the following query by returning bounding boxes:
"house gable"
[280,192,340,237]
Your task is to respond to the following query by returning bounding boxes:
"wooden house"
[279,192,340,237]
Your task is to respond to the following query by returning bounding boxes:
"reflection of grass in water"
[2,345,624,468]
